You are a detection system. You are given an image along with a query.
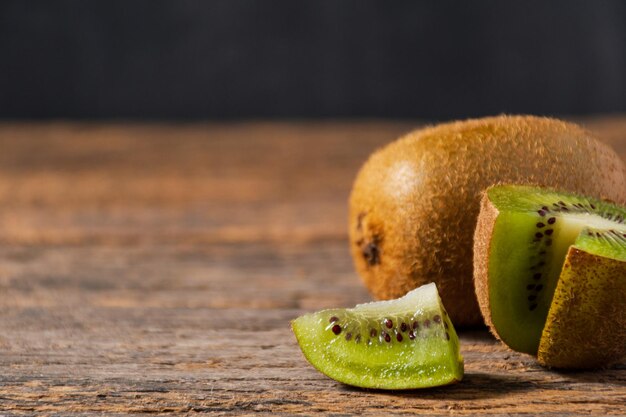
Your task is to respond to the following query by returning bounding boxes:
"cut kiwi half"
[291,283,463,389]
[474,185,626,368]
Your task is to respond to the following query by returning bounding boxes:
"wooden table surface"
[0,119,625,416]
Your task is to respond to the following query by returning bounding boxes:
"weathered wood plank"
[0,120,624,415]
[0,240,364,310]
[0,118,622,245]
[0,122,411,246]
[0,239,624,415]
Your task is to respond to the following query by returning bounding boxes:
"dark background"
[1,1,625,120]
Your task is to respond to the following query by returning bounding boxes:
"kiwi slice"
[474,185,626,368]
[291,283,463,389]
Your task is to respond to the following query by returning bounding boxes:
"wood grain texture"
[0,119,624,416]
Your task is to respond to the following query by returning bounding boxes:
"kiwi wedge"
[474,185,626,368]
[349,115,626,327]
[291,283,463,389]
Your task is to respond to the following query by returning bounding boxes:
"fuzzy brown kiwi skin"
[472,192,499,337]
[537,248,626,369]
[349,115,626,327]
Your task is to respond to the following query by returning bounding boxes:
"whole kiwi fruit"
[349,115,626,326]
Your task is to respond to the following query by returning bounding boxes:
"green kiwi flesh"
[476,185,626,358]
[291,283,463,389]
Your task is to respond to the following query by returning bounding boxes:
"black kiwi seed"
[536,222,545,228]
[400,322,408,332]
[433,315,442,324]
[408,330,416,340]
[412,321,419,330]
[535,232,543,238]
[355,334,361,343]
[345,332,352,341]
[529,303,538,311]
[542,206,549,211]
[538,209,546,216]
[535,284,543,291]
[533,273,542,280]
[383,332,391,343]
[396,333,403,342]
[558,201,566,206]
[384,318,393,329]
[445,332,450,341]
[370,329,377,338]
[444,322,449,330]
[590,203,596,209]
[332,325,342,335]
[548,217,556,224]
[423,319,431,328]
[545,229,553,235]
[329,316,339,323]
